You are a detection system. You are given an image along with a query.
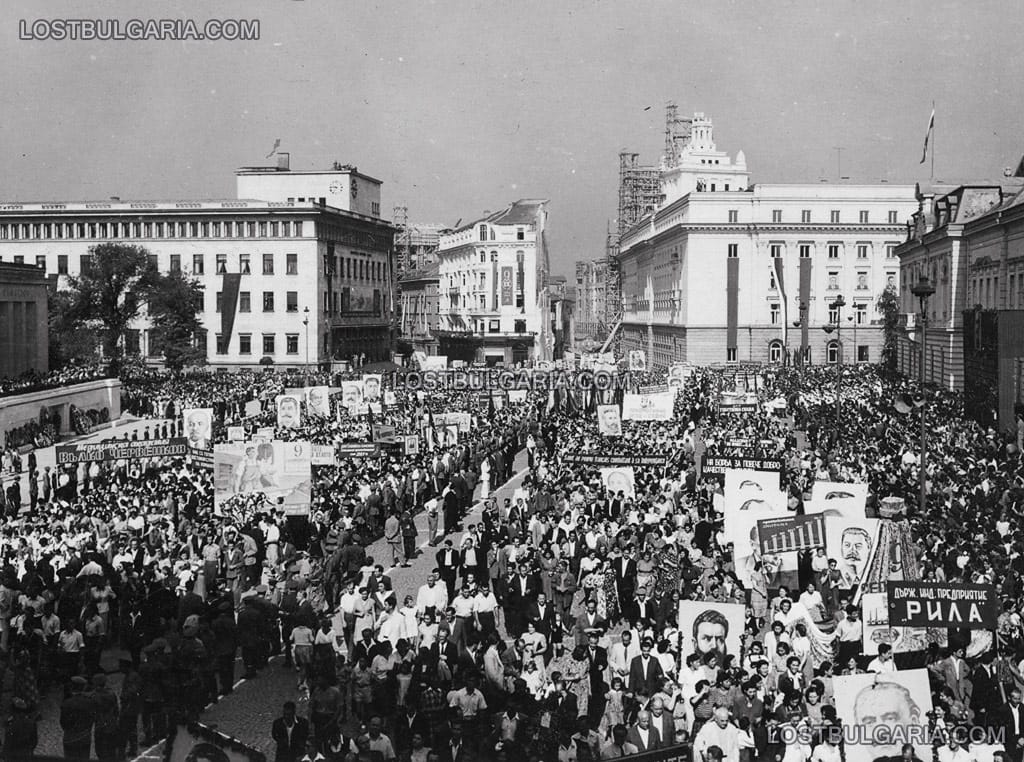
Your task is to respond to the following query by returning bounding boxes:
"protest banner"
[182,408,213,450]
[562,453,667,467]
[255,427,274,440]
[597,405,622,436]
[621,391,674,421]
[372,424,400,444]
[362,374,382,401]
[213,440,312,517]
[56,438,188,465]
[336,443,381,458]
[188,449,214,470]
[304,386,330,417]
[310,444,336,466]
[718,391,758,413]
[275,394,302,429]
[340,381,364,409]
[833,670,933,762]
[243,399,262,418]
[667,363,694,389]
[638,383,671,395]
[677,602,745,663]
[756,514,825,554]
[807,481,869,518]
[600,466,635,498]
[404,435,420,455]
[701,456,783,476]
[861,592,945,656]
[627,349,646,371]
[886,581,998,629]
[825,517,880,590]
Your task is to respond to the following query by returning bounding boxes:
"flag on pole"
[773,256,788,350]
[920,107,935,164]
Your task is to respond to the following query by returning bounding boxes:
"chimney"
[277,152,290,171]
[110,196,121,201]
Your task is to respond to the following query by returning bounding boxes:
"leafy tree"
[66,243,158,371]
[48,289,100,368]
[876,283,901,378]
[147,269,206,371]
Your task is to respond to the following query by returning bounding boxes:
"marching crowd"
[1,362,1024,762]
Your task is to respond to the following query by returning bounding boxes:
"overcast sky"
[2,0,1023,276]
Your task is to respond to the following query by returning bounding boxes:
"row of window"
[214,333,301,356]
[0,219,304,242]
[767,269,896,292]
[729,209,900,225]
[723,343,870,363]
[215,291,299,313]
[725,242,898,259]
[768,302,870,325]
[478,225,527,242]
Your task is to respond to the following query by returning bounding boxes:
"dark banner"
[886,581,998,629]
[758,514,825,554]
[562,453,666,466]
[56,437,188,464]
[188,447,214,470]
[220,272,242,350]
[501,266,514,306]
[702,455,784,475]
[726,257,738,352]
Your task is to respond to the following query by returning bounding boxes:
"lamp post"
[821,294,846,428]
[302,306,310,381]
[911,276,936,513]
[791,301,808,368]
[847,313,858,364]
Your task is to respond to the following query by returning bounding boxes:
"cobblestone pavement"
[113,449,532,761]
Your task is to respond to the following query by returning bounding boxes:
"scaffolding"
[392,205,409,274]
[663,102,693,169]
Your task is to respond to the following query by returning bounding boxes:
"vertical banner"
[774,257,788,352]
[501,266,514,306]
[220,272,242,349]
[799,257,812,360]
[726,257,739,353]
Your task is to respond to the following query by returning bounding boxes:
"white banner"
[597,405,622,436]
[275,395,302,429]
[600,466,635,498]
[304,386,330,418]
[182,408,213,450]
[621,391,674,421]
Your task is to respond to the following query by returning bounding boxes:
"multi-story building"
[616,113,917,368]
[397,263,441,356]
[394,222,444,277]
[436,199,551,366]
[0,262,49,378]
[547,275,575,360]
[574,259,608,339]
[896,174,1024,427]
[0,157,396,368]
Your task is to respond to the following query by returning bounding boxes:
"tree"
[146,269,206,371]
[876,283,901,378]
[66,243,158,371]
[48,288,100,369]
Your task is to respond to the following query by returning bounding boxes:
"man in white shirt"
[608,630,641,685]
[867,643,897,674]
[693,707,740,762]
[937,734,975,762]
[415,571,448,619]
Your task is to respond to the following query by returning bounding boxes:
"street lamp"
[847,314,858,364]
[302,306,310,381]
[911,275,936,513]
[791,301,808,368]
[822,294,846,427]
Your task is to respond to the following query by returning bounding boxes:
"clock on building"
[328,180,343,194]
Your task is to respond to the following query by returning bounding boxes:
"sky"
[2,0,1023,277]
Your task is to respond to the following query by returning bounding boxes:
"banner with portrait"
[165,722,263,762]
[621,391,674,421]
[833,670,933,762]
[667,363,693,389]
[182,408,213,450]
[243,399,262,419]
[599,466,635,499]
[226,426,245,443]
[676,601,746,664]
[275,395,302,429]
[807,481,869,519]
[361,374,382,401]
[627,350,646,372]
[303,386,331,418]
[340,381,364,409]
[723,468,791,588]
[824,517,880,590]
[597,405,622,436]
[213,440,312,517]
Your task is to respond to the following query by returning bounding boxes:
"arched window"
[827,340,840,364]
[768,340,784,364]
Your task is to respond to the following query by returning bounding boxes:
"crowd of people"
[0,360,1023,762]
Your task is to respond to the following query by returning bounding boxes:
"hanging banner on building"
[886,581,998,629]
[500,266,514,306]
[563,453,666,466]
[757,514,825,554]
[621,391,674,421]
[56,438,188,464]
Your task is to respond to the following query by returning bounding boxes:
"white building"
[617,113,918,367]
[436,199,551,366]
[0,158,395,368]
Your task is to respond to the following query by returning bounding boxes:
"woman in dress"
[636,550,656,593]
[521,619,548,672]
[398,595,419,643]
[581,559,609,620]
[417,610,438,650]
[539,547,558,601]
[351,587,377,641]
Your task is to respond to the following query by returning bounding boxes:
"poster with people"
[724,468,791,588]
[182,408,213,450]
[627,349,646,372]
[597,404,622,436]
[304,386,330,418]
[340,381,364,409]
[807,481,869,518]
[676,602,745,664]
[600,466,635,499]
[362,374,382,401]
[833,670,933,762]
[275,394,302,429]
[213,440,312,516]
[824,517,880,590]
[667,363,692,390]
[860,592,943,656]
[621,391,674,421]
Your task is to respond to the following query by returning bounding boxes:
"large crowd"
[0,360,1022,762]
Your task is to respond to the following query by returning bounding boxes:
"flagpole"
[931,100,935,182]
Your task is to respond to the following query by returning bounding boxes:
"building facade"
[574,259,608,340]
[0,262,49,379]
[896,176,1024,428]
[436,200,551,366]
[397,263,441,356]
[616,114,917,368]
[394,222,444,277]
[0,161,395,368]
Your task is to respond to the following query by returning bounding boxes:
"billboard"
[886,581,998,629]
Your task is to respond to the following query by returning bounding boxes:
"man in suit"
[524,592,557,637]
[574,598,608,647]
[611,548,637,618]
[436,540,462,600]
[628,639,665,706]
[971,654,1001,731]
[626,710,661,753]
[585,631,609,724]
[929,646,973,704]
[505,565,538,638]
[271,702,309,762]
[437,720,476,762]
[552,560,578,623]
[1000,688,1024,762]
[547,672,579,729]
